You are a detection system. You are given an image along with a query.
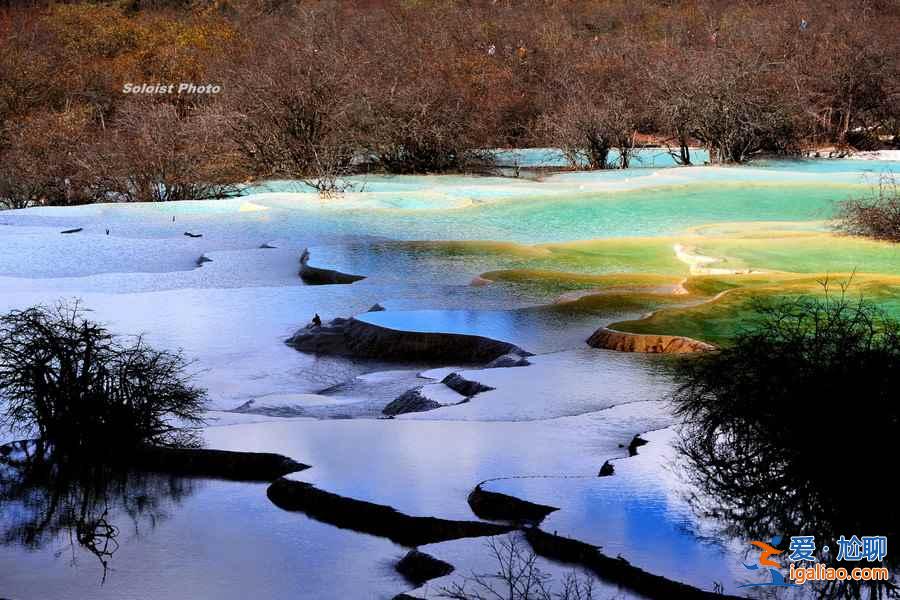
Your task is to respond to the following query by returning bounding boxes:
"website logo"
[739,535,799,588]
[738,535,889,588]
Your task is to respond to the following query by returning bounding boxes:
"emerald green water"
[245,157,893,243]
[15,160,878,248]
[233,180,858,244]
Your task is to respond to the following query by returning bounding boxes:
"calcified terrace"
[1,156,899,599]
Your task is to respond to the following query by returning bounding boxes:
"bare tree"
[90,103,244,203]
[439,536,596,600]
[645,56,698,166]
[539,73,641,171]
[0,301,206,450]
[224,13,362,196]
[687,55,799,164]
[0,107,101,208]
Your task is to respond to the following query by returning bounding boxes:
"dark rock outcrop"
[267,478,514,546]
[286,318,353,355]
[598,460,615,477]
[524,528,743,600]
[395,550,454,586]
[383,388,442,416]
[288,316,531,364]
[467,484,558,524]
[382,372,493,417]
[184,231,203,238]
[132,446,309,481]
[627,435,649,457]
[299,248,365,285]
[196,255,213,266]
[60,227,83,234]
[485,353,531,368]
[441,372,494,397]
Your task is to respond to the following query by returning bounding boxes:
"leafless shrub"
[0,301,206,450]
[672,283,900,599]
[835,173,900,242]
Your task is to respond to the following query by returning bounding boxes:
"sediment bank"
[587,326,715,353]
[267,478,514,546]
[524,527,743,600]
[133,446,309,481]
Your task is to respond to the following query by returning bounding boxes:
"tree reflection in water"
[677,431,897,598]
[0,440,200,583]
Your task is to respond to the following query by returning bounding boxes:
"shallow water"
[1,158,897,598]
[0,474,409,600]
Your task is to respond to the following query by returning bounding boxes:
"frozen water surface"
[1,158,896,598]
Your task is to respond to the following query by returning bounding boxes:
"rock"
[184,231,203,238]
[586,327,716,354]
[266,478,514,546]
[485,353,531,368]
[598,460,615,477]
[287,316,531,364]
[299,247,365,285]
[196,255,213,265]
[467,484,558,524]
[341,318,529,362]
[259,243,277,249]
[441,372,494,397]
[627,435,648,457]
[383,388,442,416]
[395,550,454,586]
[285,318,352,355]
[230,397,310,417]
[367,303,386,312]
[60,227,83,234]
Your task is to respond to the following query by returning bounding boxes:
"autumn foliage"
[1,0,898,206]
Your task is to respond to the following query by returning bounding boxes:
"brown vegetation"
[836,173,900,242]
[1,0,898,207]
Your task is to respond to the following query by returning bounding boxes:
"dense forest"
[1,0,898,206]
